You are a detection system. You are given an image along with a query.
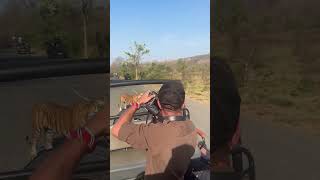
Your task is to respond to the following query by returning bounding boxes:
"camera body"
[141,91,160,116]
[142,91,190,123]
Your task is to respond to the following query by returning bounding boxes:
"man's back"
[145,120,197,178]
[114,82,197,180]
[118,119,197,179]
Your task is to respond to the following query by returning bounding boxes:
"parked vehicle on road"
[46,38,68,59]
[16,42,31,55]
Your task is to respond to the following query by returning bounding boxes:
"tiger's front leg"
[123,102,129,110]
[119,102,127,112]
[30,129,41,160]
[119,104,122,112]
[44,128,55,150]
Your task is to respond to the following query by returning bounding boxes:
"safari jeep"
[0,59,255,180]
[110,80,168,151]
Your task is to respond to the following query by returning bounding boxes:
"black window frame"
[0,58,108,179]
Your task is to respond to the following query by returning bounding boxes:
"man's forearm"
[111,106,137,137]
[29,107,108,180]
[30,139,88,180]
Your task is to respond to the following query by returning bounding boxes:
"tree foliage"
[124,42,150,80]
[141,62,171,80]
[0,0,107,58]
[176,58,187,81]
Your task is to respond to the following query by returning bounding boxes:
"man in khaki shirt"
[111,81,198,180]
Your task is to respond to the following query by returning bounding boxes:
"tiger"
[29,100,104,160]
[118,93,140,112]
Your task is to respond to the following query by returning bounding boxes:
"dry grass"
[241,103,320,135]
[185,80,210,104]
[215,32,320,132]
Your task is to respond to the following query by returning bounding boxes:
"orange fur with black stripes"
[29,101,102,160]
[118,94,140,111]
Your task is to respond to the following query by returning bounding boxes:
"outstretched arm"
[111,103,137,138]
[196,128,206,139]
[111,91,154,138]
[30,107,108,180]
[30,138,88,180]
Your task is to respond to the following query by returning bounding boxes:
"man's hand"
[137,90,155,105]
[30,106,108,180]
[86,106,108,137]
[196,128,206,139]
[111,91,153,138]
[112,90,155,138]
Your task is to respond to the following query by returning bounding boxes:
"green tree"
[141,63,170,80]
[0,0,106,58]
[39,0,59,40]
[111,56,125,74]
[80,0,93,58]
[119,61,134,80]
[124,41,150,80]
[176,59,187,81]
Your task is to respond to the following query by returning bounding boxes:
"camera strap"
[158,115,187,121]
[157,108,191,122]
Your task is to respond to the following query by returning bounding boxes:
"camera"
[141,91,191,123]
[141,91,160,117]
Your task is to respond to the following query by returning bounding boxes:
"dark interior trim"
[110,80,178,88]
[0,161,107,179]
[0,59,108,82]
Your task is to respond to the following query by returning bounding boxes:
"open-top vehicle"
[16,42,31,55]
[110,80,256,180]
[0,59,255,180]
[111,81,256,180]
[46,38,68,59]
[110,80,177,151]
[109,80,210,179]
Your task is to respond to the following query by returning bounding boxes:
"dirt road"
[241,117,320,180]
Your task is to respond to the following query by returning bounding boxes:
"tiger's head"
[87,99,105,117]
[73,99,105,126]
[119,94,140,109]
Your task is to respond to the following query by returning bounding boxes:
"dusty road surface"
[241,117,320,180]
[110,84,210,179]
[0,74,107,173]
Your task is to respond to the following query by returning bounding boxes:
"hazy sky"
[110,0,210,63]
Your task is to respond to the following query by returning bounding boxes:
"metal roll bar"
[0,58,107,70]
[110,80,179,88]
[0,59,108,82]
[110,111,150,121]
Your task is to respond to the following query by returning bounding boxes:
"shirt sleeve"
[118,122,149,150]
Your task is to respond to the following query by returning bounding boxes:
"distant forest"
[0,0,108,58]
[213,0,320,132]
[111,54,210,102]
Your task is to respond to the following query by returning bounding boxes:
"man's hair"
[212,56,241,149]
[158,81,185,111]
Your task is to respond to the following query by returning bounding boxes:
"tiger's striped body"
[119,94,140,112]
[30,101,100,160]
